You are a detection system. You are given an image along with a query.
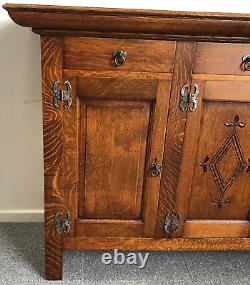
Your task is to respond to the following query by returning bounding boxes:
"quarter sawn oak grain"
[3,4,250,280]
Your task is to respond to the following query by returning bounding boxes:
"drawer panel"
[194,43,250,75]
[63,37,175,72]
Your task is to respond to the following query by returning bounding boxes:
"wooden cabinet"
[4,4,250,280]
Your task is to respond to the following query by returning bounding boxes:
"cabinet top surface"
[4,3,250,40]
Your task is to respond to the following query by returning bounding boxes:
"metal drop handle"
[112,50,127,66]
[241,54,250,71]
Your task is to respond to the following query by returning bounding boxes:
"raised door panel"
[177,80,250,238]
[70,75,171,238]
[79,100,150,219]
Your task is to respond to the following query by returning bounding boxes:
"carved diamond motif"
[209,129,247,196]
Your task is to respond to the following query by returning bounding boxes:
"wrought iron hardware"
[55,211,71,234]
[164,211,181,236]
[211,199,231,209]
[112,50,127,66]
[241,54,250,71]
[52,80,72,109]
[180,83,199,112]
[224,115,246,129]
[197,156,209,173]
[149,160,162,177]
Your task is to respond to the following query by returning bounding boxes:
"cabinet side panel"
[155,42,196,237]
[41,36,64,280]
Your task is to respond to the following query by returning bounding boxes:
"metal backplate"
[55,211,71,234]
[164,211,181,236]
[52,80,72,109]
[180,83,199,112]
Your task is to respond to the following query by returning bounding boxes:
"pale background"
[1,0,250,222]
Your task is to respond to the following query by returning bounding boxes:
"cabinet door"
[64,74,171,238]
[176,79,250,238]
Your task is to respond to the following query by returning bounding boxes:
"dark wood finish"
[4,4,250,280]
[63,37,175,72]
[41,36,64,280]
[194,43,250,75]
[5,4,250,40]
[155,42,196,237]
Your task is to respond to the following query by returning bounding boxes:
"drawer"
[194,43,250,75]
[63,37,175,73]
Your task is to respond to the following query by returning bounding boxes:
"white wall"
[1,0,250,222]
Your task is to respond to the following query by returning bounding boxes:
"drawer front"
[63,37,176,72]
[194,43,250,75]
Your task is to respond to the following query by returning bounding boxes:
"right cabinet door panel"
[178,79,250,238]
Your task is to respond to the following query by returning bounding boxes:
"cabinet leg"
[45,242,63,280]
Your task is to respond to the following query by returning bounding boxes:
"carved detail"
[197,156,209,172]
[209,129,247,197]
[224,115,246,129]
[211,198,231,209]
[246,158,250,173]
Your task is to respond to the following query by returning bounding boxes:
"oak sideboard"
[3,3,250,280]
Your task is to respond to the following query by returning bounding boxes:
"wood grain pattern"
[5,4,250,40]
[177,78,250,238]
[76,75,171,237]
[5,5,250,280]
[75,220,144,237]
[182,220,250,238]
[63,236,250,251]
[80,100,150,219]
[204,80,250,102]
[142,80,171,236]
[61,78,78,237]
[63,37,175,73]
[77,77,157,100]
[188,100,250,220]
[194,43,250,75]
[42,36,63,280]
[173,80,205,237]
[155,42,196,237]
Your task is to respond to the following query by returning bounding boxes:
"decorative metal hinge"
[164,211,181,236]
[52,80,72,109]
[180,83,199,112]
[55,211,71,234]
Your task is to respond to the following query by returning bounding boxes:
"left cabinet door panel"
[65,74,171,238]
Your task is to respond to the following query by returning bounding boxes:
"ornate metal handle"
[52,80,72,109]
[149,160,162,177]
[180,83,199,112]
[112,50,127,66]
[241,54,250,71]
